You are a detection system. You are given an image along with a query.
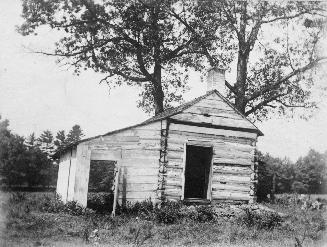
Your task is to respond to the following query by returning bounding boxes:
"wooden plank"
[122,149,159,159]
[212,191,250,200]
[119,175,158,184]
[168,132,254,146]
[194,100,232,111]
[212,183,250,193]
[118,191,157,199]
[120,159,159,168]
[172,113,254,129]
[212,174,251,183]
[167,150,184,160]
[118,183,157,192]
[91,149,122,161]
[185,106,243,120]
[213,157,253,166]
[169,123,257,139]
[213,152,253,160]
[213,165,252,175]
[111,164,120,217]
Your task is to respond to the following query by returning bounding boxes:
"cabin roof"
[54,90,263,157]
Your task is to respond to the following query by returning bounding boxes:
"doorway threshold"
[183,198,211,205]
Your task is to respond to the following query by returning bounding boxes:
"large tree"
[19,0,326,118]
[19,0,227,114]
[178,0,327,119]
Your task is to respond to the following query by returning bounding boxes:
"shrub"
[38,193,65,213]
[195,205,217,222]
[237,208,282,230]
[155,201,183,224]
[37,193,93,216]
[87,192,113,214]
[117,199,155,217]
[8,192,27,203]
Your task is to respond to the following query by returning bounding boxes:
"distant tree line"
[0,115,84,190]
[257,149,327,201]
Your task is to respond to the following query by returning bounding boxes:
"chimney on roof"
[206,67,226,94]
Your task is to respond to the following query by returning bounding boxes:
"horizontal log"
[165,181,182,188]
[118,175,157,184]
[212,174,251,183]
[212,191,250,201]
[118,191,157,200]
[122,149,159,159]
[171,113,254,129]
[120,159,159,168]
[213,152,253,161]
[166,160,183,169]
[169,124,257,139]
[213,165,252,175]
[212,183,250,193]
[120,167,158,176]
[167,151,184,160]
[118,183,157,192]
[168,132,254,146]
[185,106,243,120]
[165,195,182,201]
[213,157,253,166]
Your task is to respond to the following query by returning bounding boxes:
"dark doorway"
[184,145,212,200]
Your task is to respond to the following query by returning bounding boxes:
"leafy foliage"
[66,124,84,144]
[18,0,326,118]
[190,1,327,119]
[256,149,327,201]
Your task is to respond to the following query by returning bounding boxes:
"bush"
[37,193,93,216]
[195,205,217,222]
[237,208,282,230]
[87,192,114,214]
[117,199,155,217]
[155,201,183,224]
[38,193,65,213]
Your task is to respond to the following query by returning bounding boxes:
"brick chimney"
[206,67,226,94]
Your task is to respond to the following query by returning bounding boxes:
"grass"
[0,192,326,247]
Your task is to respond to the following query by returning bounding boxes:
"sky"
[0,1,326,162]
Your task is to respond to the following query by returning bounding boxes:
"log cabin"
[55,68,263,211]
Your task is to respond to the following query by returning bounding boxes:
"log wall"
[165,122,257,203]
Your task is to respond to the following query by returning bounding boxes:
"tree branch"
[247,57,327,102]
[245,93,287,116]
[261,11,312,24]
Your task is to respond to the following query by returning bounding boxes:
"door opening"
[184,145,212,200]
[87,160,116,213]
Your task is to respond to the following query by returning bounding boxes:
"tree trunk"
[234,1,248,115]
[151,6,164,116]
[235,51,248,114]
[152,64,164,115]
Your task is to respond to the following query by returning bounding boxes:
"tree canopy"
[19,0,327,119]
[257,149,327,201]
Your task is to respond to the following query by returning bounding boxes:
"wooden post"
[73,144,91,207]
[111,163,121,217]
